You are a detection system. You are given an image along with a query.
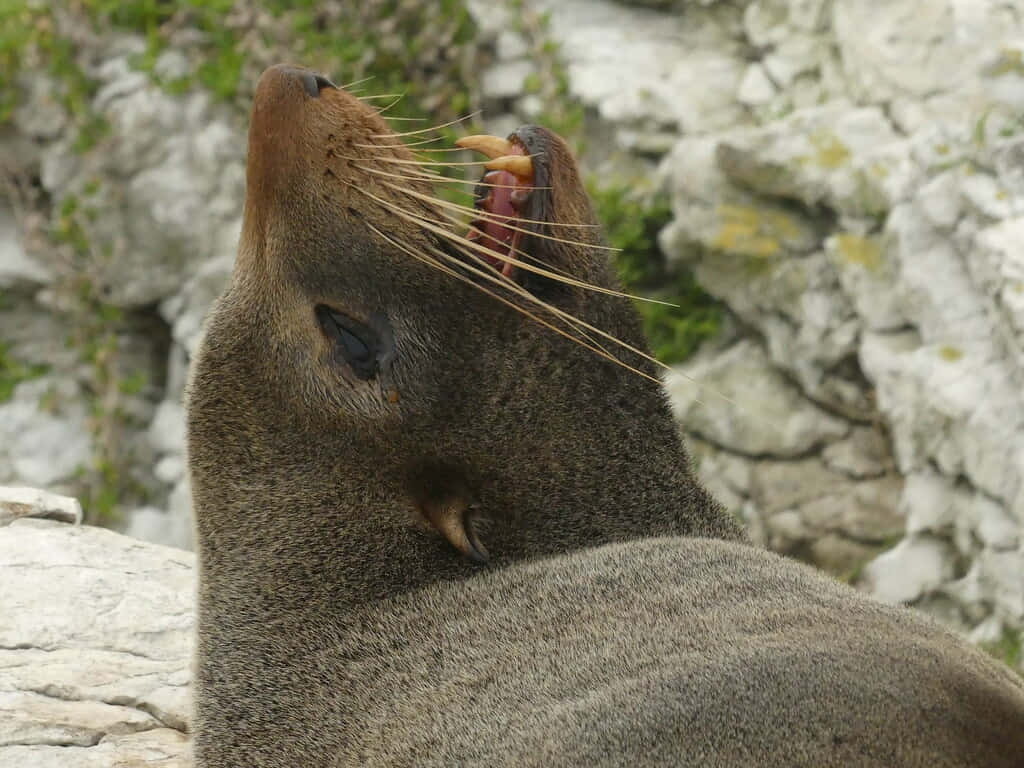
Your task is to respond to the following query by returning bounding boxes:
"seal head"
[190,63,738,580]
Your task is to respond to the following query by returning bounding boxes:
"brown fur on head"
[189,63,739,592]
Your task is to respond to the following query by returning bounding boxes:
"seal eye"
[315,305,379,380]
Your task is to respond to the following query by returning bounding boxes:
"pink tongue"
[476,170,518,268]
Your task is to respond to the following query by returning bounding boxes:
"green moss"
[981,628,1022,674]
[590,183,721,364]
[986,48,1024,78]
[46,186,146,525]
[4,1,481,158]
[974,110,991,148]
[118,370,147,395]
[85,457,120,525]
[0,342,50,403]
[37,385,59,414]
[0,3,104,149]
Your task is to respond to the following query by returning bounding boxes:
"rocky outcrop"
[660,0,1024,644]
[0,487,193,766]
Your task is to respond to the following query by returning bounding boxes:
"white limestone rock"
[833,0,1021,106]
[714,103,914,218]
[972,495,1020,551]
[0,517,193,766]
[149,400,187,457]
[160,250,235,357]
[11,74,69,141]
[0,486,82,526]
[0,205,51,287]
[0,377,92,490]
[978,549,1024,625]
[36,58,244,311]
[821,427,892,479]
[482,59,536,99]
[862,535,956,605]
[519,0,747,132]
[737,64,777,106]
[901,471,964,536]
[825,231,906,332]
[973,217,1024,360]
[763,34,829,88]
[667,340,849,458]
[752,458,903,546]
[687,438,753,516]
[861,331,1024,514]
[915,170,962,230]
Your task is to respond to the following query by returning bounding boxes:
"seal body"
[187,65,1024,767]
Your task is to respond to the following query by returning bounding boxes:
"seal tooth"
[509,188,531,210]
[484,155,533,181]
[455,134,514,159]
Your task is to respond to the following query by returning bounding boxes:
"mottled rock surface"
[0,503,193,766]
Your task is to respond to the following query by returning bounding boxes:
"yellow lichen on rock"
[834,233,882,271]
[711,203,802,259]
[805,129,850,169]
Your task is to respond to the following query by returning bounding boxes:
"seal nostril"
[298,72,320,98]
[313,74,336,93]
[276,66,337,98]
[291,70,336,98]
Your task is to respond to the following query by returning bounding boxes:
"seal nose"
[281,67,336,98]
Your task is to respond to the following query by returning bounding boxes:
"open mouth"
[456,134,536,281]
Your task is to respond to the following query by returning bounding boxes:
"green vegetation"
[0,342,50,403]
[513,5,584,149]
[0,3,107,149]
[79,0,479,121]
[2,1,480,147]
[981,627,1023,675]
[51,188,153,525]
[590,183,722,364]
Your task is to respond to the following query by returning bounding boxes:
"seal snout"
[277,66,336,98]
[256,64,337,103]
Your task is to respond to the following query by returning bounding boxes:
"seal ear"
[421,496,489,564]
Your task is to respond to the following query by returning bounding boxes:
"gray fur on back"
[202,535,1024,767]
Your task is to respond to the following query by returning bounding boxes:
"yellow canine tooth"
[484,154,533,181]
[455,134,514,159]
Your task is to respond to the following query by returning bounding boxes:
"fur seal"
[187,64,1024,766]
